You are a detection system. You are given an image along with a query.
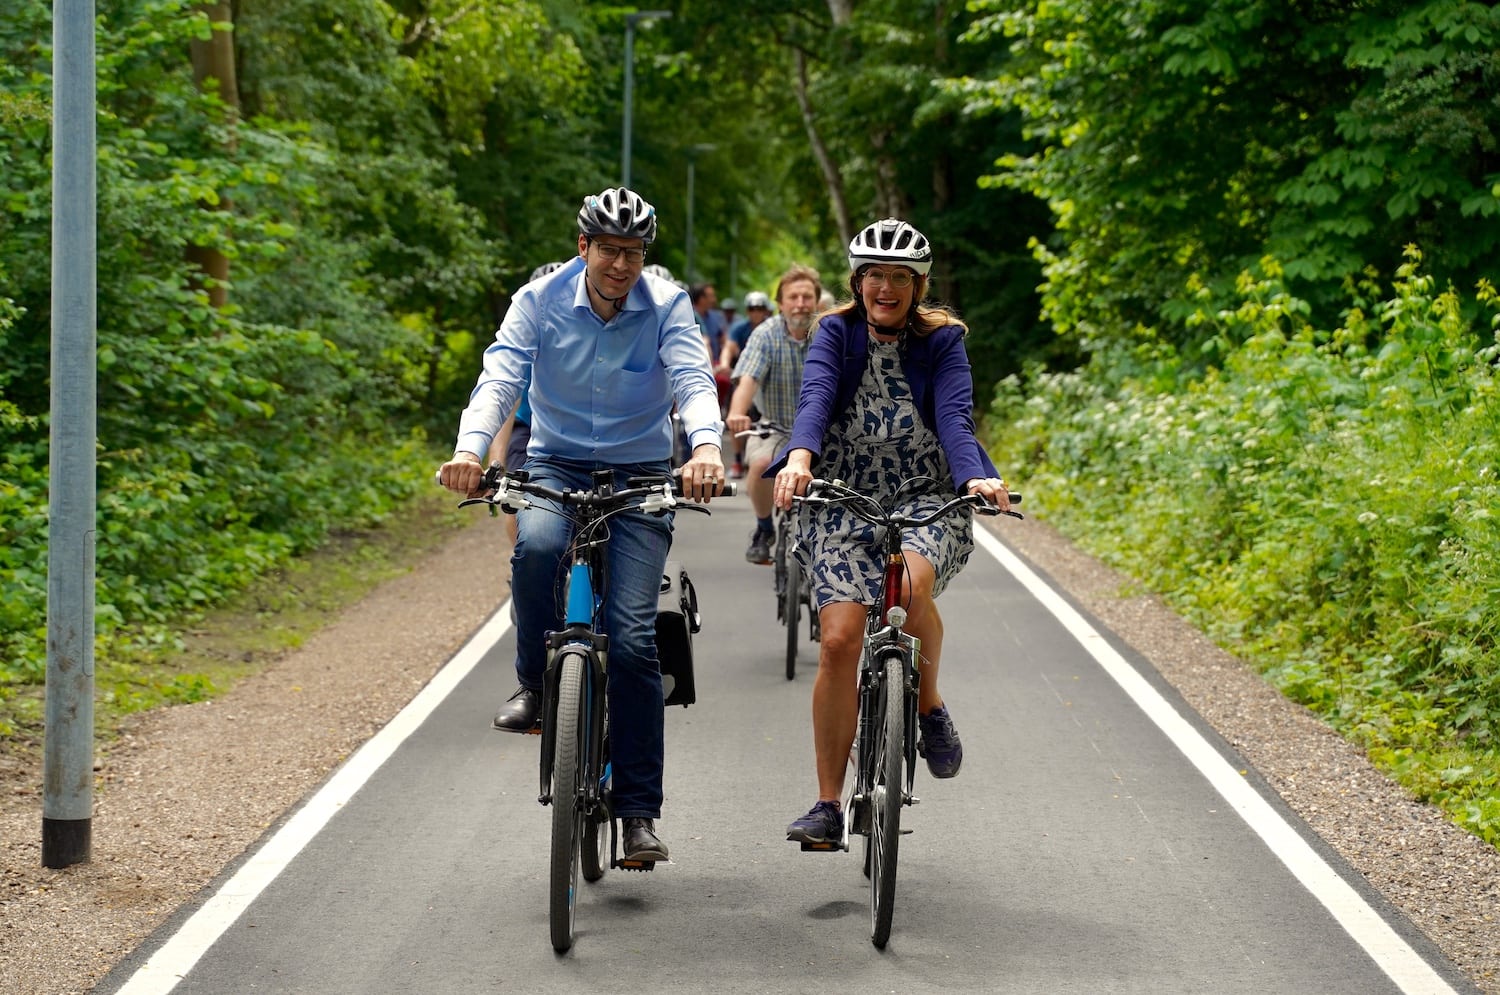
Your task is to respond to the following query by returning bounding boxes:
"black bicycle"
[461,464,729,952]
[733,420,820,679]
[792,476,1021,948]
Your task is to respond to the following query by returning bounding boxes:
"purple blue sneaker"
[786,800,844,844]
[917,704,963,778]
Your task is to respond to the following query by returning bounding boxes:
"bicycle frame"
[858,532,923,807]
[537,524,610,815]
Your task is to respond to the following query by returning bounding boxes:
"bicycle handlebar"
[793,477,1023,525]
[732,420,790,439]
[455,464,733,517]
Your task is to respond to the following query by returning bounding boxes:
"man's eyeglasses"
[861,267,915,289]
[592,241,647,265]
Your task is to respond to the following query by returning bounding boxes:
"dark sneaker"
[917,704,963,778]
[745,528,773,565]
[622,818,668,861]
[786,800,843,844]
[491,686,541,733]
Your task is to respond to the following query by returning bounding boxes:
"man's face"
[746,304,771,327]
[578,234,646,299]
[778,279,820,333]
[696,285,718,314]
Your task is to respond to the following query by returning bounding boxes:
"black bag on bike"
[656,561,700,707]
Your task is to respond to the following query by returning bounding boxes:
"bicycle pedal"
[798,840,844,853]
[616,858,657,872]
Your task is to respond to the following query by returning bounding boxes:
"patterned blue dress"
[800,335,975,609]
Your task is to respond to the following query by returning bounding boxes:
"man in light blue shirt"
[439,187,726,863]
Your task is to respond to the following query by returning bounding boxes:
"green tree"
[962,0,1500,352]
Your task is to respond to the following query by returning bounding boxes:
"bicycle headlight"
[886,606,907,629]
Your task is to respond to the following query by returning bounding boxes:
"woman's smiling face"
[858,265,916,329]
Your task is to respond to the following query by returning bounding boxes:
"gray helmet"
[642,263,676,282]
[529,260,568,282]
[847,218,932,276]
[577,186,657,244]
[743,291,771,309]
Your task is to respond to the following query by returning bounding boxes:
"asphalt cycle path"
[101,495,1479,995]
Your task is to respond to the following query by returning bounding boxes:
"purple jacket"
[773,309,1000,490]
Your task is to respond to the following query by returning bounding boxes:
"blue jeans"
[510,456,674,819]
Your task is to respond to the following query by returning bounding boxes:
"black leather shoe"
[622,818,668,862]
[491,686,541,733]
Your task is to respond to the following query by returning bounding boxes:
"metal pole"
[685,156,696,282]
[684,143,715,284]
[44,0,98,868]
[728,218,739,299]
[622,19,635,188]
[621,11,671,190]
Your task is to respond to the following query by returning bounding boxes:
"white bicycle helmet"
[743,291,771,309]
[847,218,932,276]
[529,260,568,281]
[642,263,676,282]
[577,186,657,244]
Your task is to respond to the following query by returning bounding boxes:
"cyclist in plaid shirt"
[726,264,824,563]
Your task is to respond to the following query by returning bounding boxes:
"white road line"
[112,605,513,995]
[975,526,1460,995]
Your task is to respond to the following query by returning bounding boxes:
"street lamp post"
[685,143,715,283]
[622,10,672,189]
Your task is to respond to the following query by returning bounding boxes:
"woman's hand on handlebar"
[773,449,815,511]
[964,475,1011,513]
[726,411,753,435]
[437,452,488,497]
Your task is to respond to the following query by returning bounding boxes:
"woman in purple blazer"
[772,218,1013,846]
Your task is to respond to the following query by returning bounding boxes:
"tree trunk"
[188,2,239,310]
[793,49,851,247]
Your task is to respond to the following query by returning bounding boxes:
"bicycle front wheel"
[869,653,905,948]
[783,558,801,680]
[549,651,587,952]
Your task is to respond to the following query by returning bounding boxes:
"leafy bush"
[989,248,1500,846]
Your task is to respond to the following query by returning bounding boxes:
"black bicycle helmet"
[576,186,657,245]
[847,218,932,276]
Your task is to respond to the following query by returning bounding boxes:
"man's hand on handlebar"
[679,443,729,504]
[437,451,489,498]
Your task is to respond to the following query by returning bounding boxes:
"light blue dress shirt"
[456,256,723,464]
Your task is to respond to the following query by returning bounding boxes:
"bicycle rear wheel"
[581,735,609,883]
[549,652,587,952]
[783,558,801,680]
[869,653,905,948]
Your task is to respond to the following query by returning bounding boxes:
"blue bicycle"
[462,464,729,952]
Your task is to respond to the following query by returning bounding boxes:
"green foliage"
[959,0,1500,351]
[988,248,1500,846]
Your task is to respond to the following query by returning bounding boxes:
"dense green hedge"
[988,248,1500,846]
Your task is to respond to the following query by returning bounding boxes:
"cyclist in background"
[720,290,774,477]
[725,266,822,564]
[769,219,1010,845]
[438,187,727,863]
[488,260,569,546]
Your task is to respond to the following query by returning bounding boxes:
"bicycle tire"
[549,652,587,952]
[783,559,800,680]
[869,653,904,948]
